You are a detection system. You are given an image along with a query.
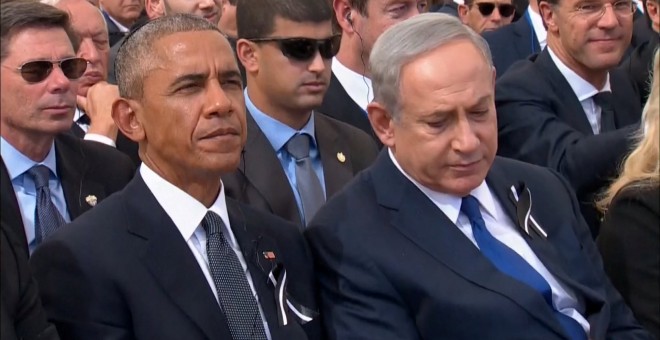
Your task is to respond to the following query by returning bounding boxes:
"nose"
[78,38,100,66]
[451,115,480,153]
[199,0,216,10]
[490,7,503,21]
[308,50,327,74]
[206,80,234,117]
[46,64,72,93]
[597,4,619,28]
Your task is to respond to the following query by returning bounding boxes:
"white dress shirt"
[140,165,272,339]
[101,9,130,33]
[388,149,590,334]
[548,47,612,134]
[73,108,116,147]
[331,57,373,112]
[528,7,548,51]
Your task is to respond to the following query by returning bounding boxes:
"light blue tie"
[461,196,586,340]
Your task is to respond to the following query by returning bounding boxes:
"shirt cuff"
[83,133,116,148]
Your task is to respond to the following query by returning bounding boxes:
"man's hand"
[77,81,120,142]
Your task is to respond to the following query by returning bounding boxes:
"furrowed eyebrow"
[169,73,207,89]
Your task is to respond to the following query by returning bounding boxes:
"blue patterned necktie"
[202,211,268,340]
[27,165,66,244]
[461,196,587,340]
[285,133,325,225]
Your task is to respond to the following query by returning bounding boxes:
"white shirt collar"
[139,164,234,245]
[547,47,611,101]
[527,8,547,50]
[331,57,373,111]
[388,148,498,224]
[101,8,130,33]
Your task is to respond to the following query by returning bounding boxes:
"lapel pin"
[337,152,346,163]
[263,251,276,260]
[85,195,98,207]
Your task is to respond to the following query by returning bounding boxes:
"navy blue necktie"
[461,196,586,340]
[202,211,268,340]
[27,165,66,245]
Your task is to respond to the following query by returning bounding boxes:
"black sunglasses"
[248,35,341,61]
[10,57,88,83]
[475,2,516,17]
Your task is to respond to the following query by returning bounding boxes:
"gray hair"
[115,14,224,99]
[370,13,493,119]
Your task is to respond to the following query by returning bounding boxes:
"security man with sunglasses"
[495,0,642,236]
[224,0,378,227]
[458,0,517,33]
[0,1,135,255]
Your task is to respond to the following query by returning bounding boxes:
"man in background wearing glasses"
[495,0,641,236]
[458,0,517,32]
[0,1,135,255]
[223,0,378,227]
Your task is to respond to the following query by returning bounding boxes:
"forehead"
[4,27,75,63]
[270,17,333,37]
[149,30,238,74]
[60,1,106,33]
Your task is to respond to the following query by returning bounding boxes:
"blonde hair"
[598,49,660,212]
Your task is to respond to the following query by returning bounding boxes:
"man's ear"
[112,98,145,143]
[237,39,260,75]
[334,0,355,33]
[458,4,470,23]
[539,1,556,32]
[367,101,396,148]
[145,0,165,19]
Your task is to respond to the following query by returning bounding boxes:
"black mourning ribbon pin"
[508,183,548,239]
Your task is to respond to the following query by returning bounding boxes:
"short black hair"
[1,0,79,62]
[236,0,332,39]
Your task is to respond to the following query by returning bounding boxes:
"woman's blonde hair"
[598,49,660,212]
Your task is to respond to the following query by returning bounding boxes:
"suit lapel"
[371,153,567,338]
[225,200,283,337]
[315,115,354,198]
[126,175,230,339]
[610,70,643,129]
[240,113,302,225]
[512,17,538,59]
[0,159,28,253]
[54,135,104,219]
[535,50,594,135]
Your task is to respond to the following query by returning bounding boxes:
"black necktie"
[27,165,66,244]
[285,133,325,225]
[592,91,616,133]
[202,211,268,340]
[77,113,91,126]
[461,196,587,340]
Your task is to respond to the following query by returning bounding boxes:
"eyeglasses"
[7,57,88,83]
[247,35,341,61]
[474,2,517,17]
[573,0,636,19]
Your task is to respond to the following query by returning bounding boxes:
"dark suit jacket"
[101,10,126,48]
[0,133,135,254]
[495,49,642,234]
[318,73,381,146]
[598,186,660,339]
[618,33,659,107]
[483,13,540,78]
[305,151,651,340]
[1,222,59,340]
[223,112,378,226]
[30,174,320,340]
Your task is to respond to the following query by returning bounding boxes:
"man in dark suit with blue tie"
[495,0,641,234]
[305,13,651,340]
[31,14,319,340]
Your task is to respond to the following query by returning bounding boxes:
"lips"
[200,127,240,140]
[203,12,219,23]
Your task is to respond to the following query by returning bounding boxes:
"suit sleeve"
[305,214,421,340]
[598,190,660,339]
[495,73,636,196]
[549,171,653,339]
[30,237,133,340]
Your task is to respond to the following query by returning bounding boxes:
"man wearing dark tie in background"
[306,13,651,340]
[100,0,144,46]
[31,14,319,340]
[0,1,135,254]
[223,0,378,227]
[495,0,641,235]
[318,0,426,144]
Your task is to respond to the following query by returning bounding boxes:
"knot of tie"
[202,211,224,236]
[27,165,51,189]
[285,133,312,161]
[460,195,485,227]
[592,91,613,112]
